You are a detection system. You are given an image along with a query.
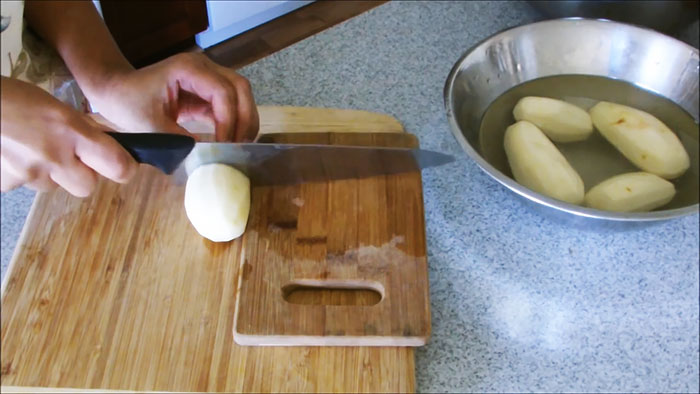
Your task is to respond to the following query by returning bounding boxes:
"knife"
[106,132,454,186]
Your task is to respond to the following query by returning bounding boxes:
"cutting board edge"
[417,173,433,343]
[258,105,405,132]
[91,106,406,135]
[0,385,149,393]
[232,332,428,347]
[233,132,431,347]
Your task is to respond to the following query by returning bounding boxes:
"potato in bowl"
[444,19,699,222]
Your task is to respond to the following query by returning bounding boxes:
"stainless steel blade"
[178,143,454,185]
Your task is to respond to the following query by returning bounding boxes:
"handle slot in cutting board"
[282,280,384,306]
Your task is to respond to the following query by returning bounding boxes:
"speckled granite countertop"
[2,1,698,392]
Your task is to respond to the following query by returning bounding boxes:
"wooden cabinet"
[99,0,208,67]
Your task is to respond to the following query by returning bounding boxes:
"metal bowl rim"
[444,17,700,221]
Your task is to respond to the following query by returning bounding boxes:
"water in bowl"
[479,74,699,210]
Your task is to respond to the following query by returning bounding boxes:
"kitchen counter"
[2,1,698,392]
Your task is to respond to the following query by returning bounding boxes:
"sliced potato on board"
[513,96,593,142]
[584,171,676,212]
[504,120,585,204]
[589,101,690,179]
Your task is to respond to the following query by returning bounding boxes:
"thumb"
[0,165,24,192]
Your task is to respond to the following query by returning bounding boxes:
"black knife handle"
[106,132,196,175]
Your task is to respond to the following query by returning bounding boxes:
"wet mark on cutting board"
[296,236,327,245]
[268,220,297,232]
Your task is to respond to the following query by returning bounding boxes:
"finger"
[177,91,214,123]
[26,175,58,192]
[49,159,98,198]
[209,64,259,142]
[1,151,46,193]
[149,115,200,141]
[75,129,139,184]
[0,166,24,192]
[175,93,215,139]
[232,78,259,142]
[83,113,116,132]
[170,60,238,142]
[205,67,255,142]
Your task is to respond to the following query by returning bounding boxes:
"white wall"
[196,0,313,48]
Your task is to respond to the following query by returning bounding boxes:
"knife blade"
[107,132,454,186]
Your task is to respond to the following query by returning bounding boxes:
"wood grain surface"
[1,106,420,392]
[91,106,405,135]
[235,133,430,346]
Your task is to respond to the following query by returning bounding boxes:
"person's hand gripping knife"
[1,0,259,197]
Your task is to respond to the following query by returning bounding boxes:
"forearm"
[23,0,134,101]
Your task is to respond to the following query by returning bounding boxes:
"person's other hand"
[1,77,138,196]
[88,53,259,142]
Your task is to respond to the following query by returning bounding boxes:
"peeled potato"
[584,172,675,212]
[504,120,585,204]
[589,101,690,179]
[513,96,593,142]
[184,163,251,242]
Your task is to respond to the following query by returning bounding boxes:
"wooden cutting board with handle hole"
[0,106,428,393]
[235,132,430,346]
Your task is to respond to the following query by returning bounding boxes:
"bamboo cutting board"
[235,132,430,346]
[1,106,422,393]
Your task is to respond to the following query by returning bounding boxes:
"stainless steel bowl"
[527,1,699,35]
[444,18,699,222]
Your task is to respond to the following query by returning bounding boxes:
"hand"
[87,53,260,142]
[1,77,138,197]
